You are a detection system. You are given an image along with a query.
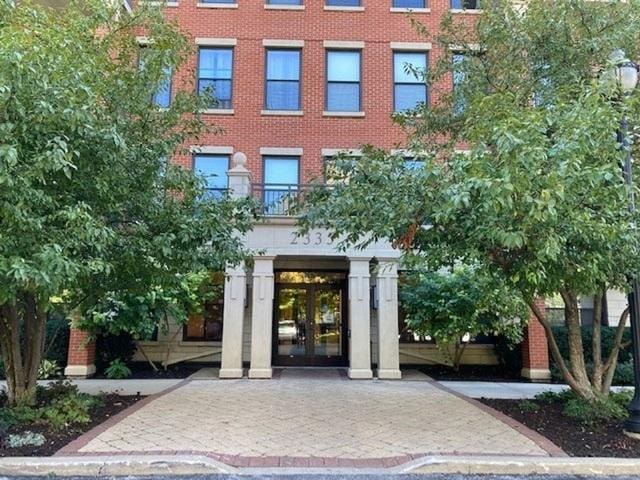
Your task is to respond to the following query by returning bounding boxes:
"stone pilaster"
[376,259,402,379]
[348,257,373,379]
[219,264,247,378]
[248,256,275,379]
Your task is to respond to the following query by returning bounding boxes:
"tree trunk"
[0,293,48,406]
[591,291,604,392]
[559,289,596,399]
[602,307,630,395]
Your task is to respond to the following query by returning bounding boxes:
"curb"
[0,454,235,476]
[400,455,640,476]
[3,454,640,476]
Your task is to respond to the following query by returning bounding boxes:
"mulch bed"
[481,398,640,457]
[418,364,528,382]
[0,394,143,457]
[93,362,204,379]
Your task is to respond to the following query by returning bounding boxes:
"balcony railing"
[251,183,319,216]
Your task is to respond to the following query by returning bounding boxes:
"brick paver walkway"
[60,369,562,466]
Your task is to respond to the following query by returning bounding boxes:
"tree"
[0,0,254,405]
[300,0,640,400]
[400,265,526,370]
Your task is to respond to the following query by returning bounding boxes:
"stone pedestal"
[376,260,402,379]
[219,264,247,378]
[64,326,96,378]
[348,257,373,379]
[249,256,275,379]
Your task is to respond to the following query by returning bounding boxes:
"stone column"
[64,325,96,378]
[219,264,247,378]
[249,256,275,379]
[376,259,402,379]
[348,257,373,379]
[521,297,551,381]
[227,152,251,199]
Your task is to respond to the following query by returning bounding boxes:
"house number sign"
[290,231,334,246]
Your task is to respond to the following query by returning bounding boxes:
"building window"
[263,156,299,215]
[139,48,172,108]
[153,67,172,108]
[267,0,302,4]
[394,52,427,112]
[393,0,426,7]
[198,48,233,109]
[326,50,361,112]
[193,154,229,198]
[201,0,236,3]
[451,0,478,8]
[327,0,361,5]
[452,53,466,113]
[266,49,301,110]
[184,282,224,342]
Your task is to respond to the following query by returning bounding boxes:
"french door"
[273,281,348,367]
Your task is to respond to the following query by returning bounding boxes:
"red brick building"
[66,0,550,380]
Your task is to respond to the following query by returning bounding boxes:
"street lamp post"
[613,52,640,434]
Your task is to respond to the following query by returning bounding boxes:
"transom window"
[266,49,301,110]
[326,50,361,112]
[393,52,428,112]
[198,48,233,109]
[193,154,229,198]
[393,0,426,7]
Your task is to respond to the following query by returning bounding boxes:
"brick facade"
[64,327,97,378]
[521,298,551,380]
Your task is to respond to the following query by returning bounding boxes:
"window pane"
[267,81,300,110]
[395,84,427,111]
[326,0,360,5]
[153,67,172,108]
[194,155,229,190]
[451,0,478,7]
[199,49,233,80]
[198,79,232,108]
[268,0,302,4]
[267,50,300,80]
[393,0,425,7]
[394,53,426,83]
[327,83,360,111]
[327,51,360,82]
[201,0,235,3]
[264,157,299,185]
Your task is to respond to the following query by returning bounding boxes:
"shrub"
[38,360,62,380]
[534,389,631,426]
[551,325,632,364]
[6,431,45,448]
[517,400,539,413]
[105,359,132,379]
[44,311,70,366]
[493,335,523,373]
[96,333,137,373]
[0,380,101,431]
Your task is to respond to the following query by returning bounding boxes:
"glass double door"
[274,282,348,366]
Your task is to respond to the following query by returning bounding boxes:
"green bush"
[105,359,132,379]
[493,335,523,372]
[534,389,632,426]
[551,325,632,364]
[38,359,62,380]
[550,325,633,385]
[44,311,70,366]
[96,332,137,373]
[0,380,101,431]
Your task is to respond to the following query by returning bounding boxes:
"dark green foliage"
[96,333,137,373]
[105,359,132,379]
[44,312,70,366]
[551,325,632,364]
[534,389,632,425]
[0,380,101,431]
[517,400,540,413]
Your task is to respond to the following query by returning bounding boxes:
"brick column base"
[64,327,96,378]
[521,298,551,381]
